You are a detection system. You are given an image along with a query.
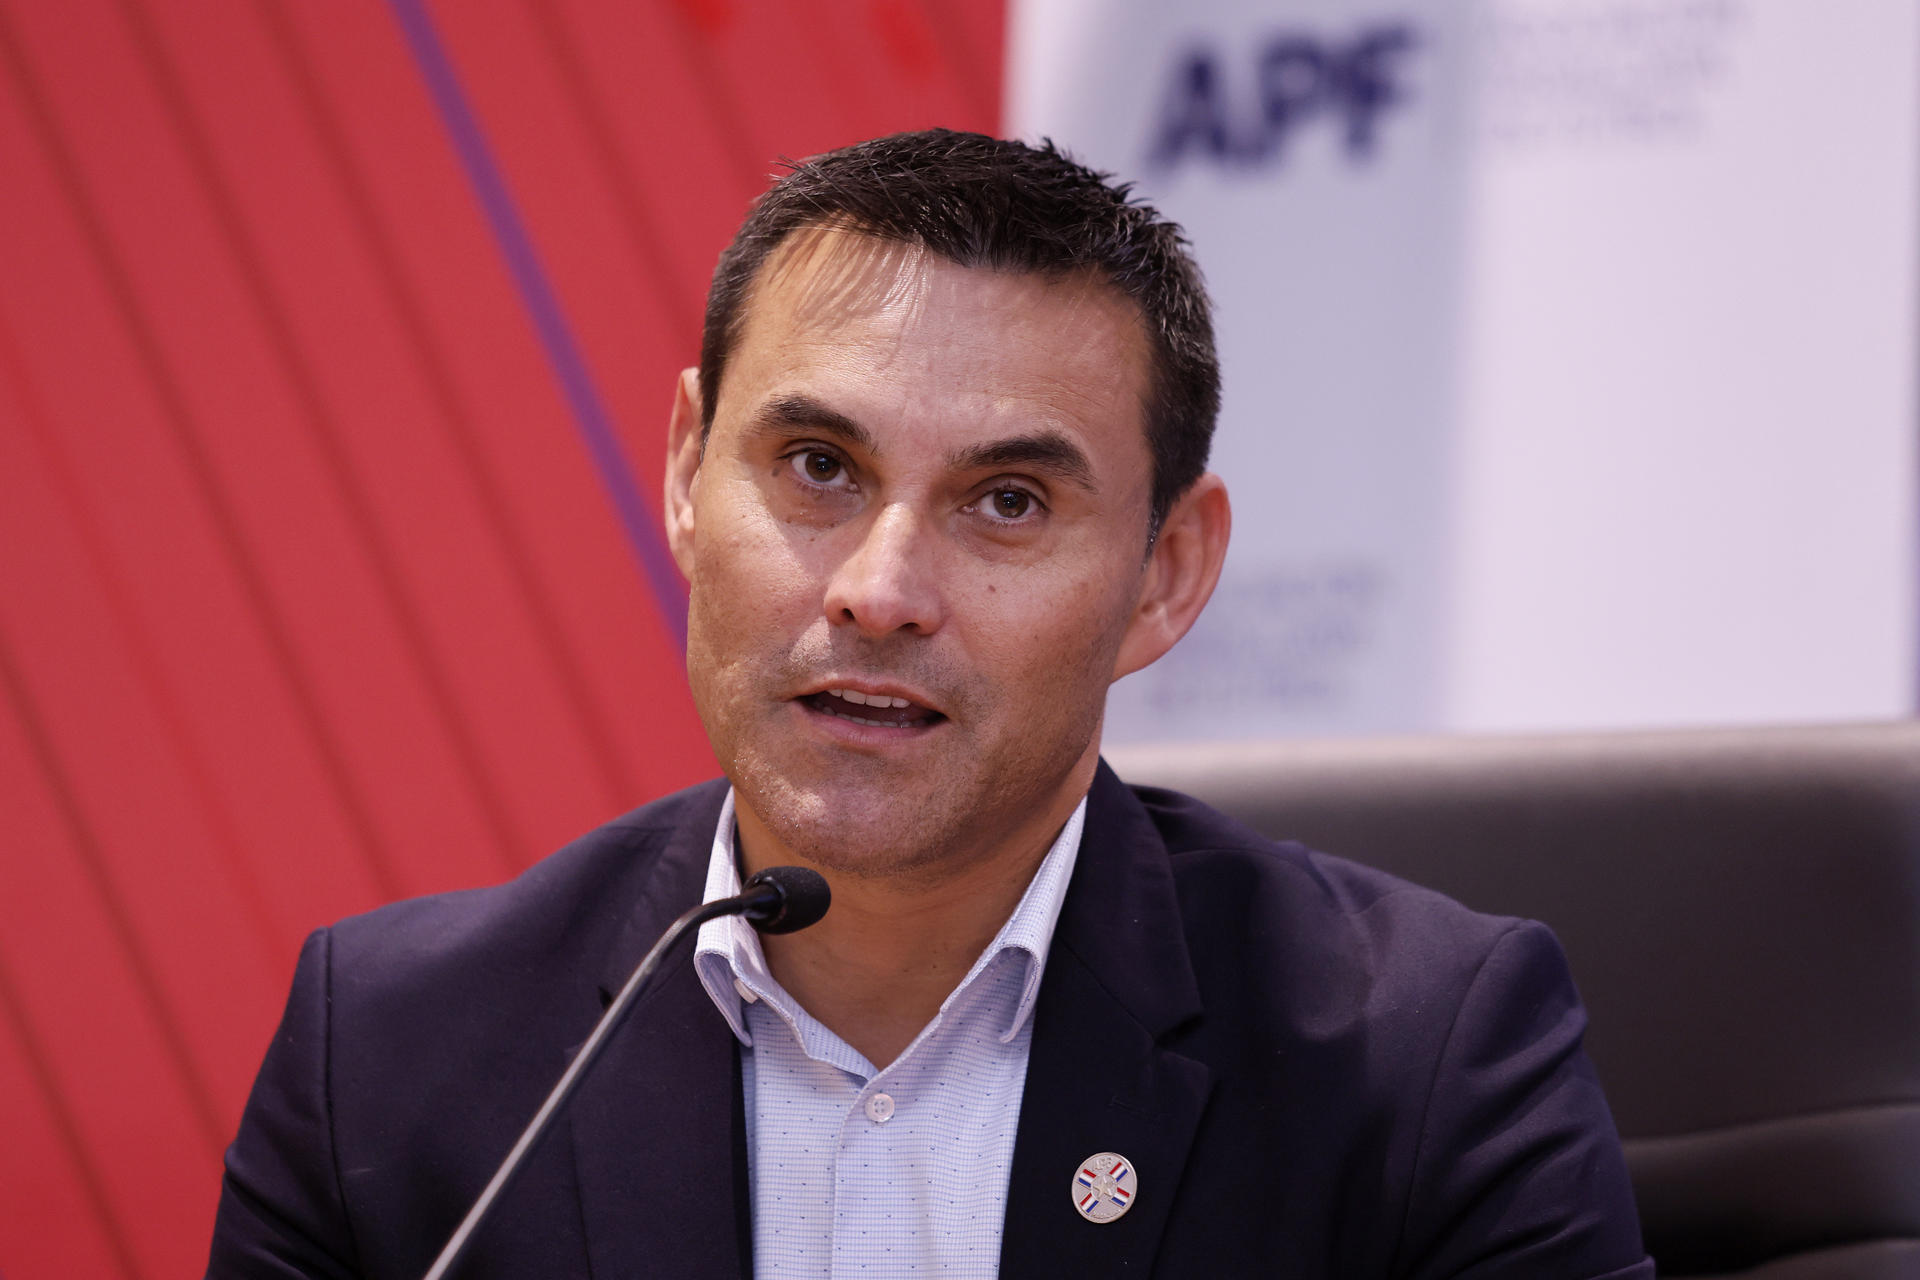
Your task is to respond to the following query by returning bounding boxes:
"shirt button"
[865,1092,896,1123]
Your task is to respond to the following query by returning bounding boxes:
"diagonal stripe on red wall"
[0,0,1002,1272]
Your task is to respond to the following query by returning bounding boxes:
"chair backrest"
[1107,721,1920,1279]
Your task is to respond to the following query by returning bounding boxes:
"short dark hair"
[698,129,1219,535]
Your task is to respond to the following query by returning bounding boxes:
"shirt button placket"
[832,1084,886,1280]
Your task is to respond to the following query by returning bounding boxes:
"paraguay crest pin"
[1070,1152,1137,1224]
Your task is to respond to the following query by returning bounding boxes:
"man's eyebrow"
[748,394,877,453]
[948,431,1099,493]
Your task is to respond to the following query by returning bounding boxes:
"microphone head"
[740,867,831,935]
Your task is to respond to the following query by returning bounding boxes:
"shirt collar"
[692,787,1087,1048]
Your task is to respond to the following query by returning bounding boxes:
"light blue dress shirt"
[692,788,1087,1278]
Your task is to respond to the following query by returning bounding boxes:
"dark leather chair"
[1108,721,1920,1278]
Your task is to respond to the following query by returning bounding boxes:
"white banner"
[1009,0,1918,741]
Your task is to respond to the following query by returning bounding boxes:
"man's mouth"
[801,688,944,730]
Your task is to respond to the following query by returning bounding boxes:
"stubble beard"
[693,638,1111,889]
[722,711,1102,888]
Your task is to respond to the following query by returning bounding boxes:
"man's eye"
[791,451,845,486]
[987,488,1034,520]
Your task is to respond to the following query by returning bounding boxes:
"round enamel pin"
[1071,1152,1137,1224]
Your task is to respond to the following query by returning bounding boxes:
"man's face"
[668,230,1161,882]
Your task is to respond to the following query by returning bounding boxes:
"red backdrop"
[0,1,1000,1273]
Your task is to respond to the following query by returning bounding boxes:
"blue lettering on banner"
[1148,23,1420,170]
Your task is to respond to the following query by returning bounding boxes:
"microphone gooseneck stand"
[421,866,830,1280]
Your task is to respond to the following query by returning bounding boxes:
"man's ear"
[1112,472,1231,681]
[663,367,704,576]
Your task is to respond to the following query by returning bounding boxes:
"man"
[209,131,1651,1278]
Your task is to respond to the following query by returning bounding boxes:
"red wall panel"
[0,0,1002,1273]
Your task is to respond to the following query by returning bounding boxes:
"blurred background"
[0,0,1911,1274]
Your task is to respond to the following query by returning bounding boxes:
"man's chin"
[802,797,934,861]
[733,767,974,880]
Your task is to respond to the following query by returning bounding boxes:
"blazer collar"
[1055,761,1204,1034]
[594,780,729,1003]
[999,760,1213,1277]
[571,781,752,1280]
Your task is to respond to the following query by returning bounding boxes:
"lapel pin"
[1071,1151,1137,1224]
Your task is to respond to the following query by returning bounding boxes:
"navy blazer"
[209,763,1653,1278]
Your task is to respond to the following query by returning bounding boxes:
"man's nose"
[822,502,946,637]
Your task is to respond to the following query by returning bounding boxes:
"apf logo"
[1147,23,1420,171]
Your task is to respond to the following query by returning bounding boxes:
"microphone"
[422,865,830,1280]
[740,865,831,934]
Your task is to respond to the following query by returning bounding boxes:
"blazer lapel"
[569,786,752,1280]
[1000,763,1214,1278]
